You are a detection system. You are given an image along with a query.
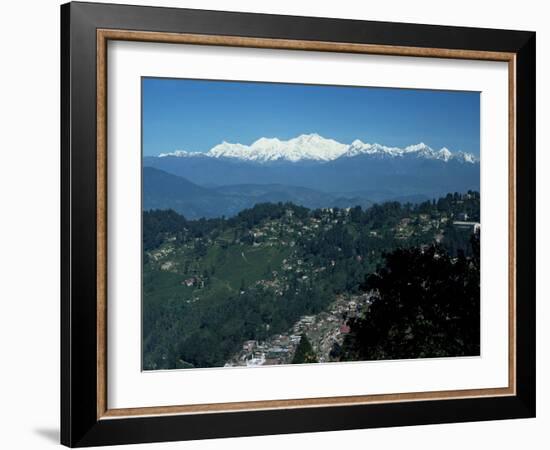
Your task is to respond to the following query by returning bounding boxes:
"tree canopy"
[340,234,480,361]
[292,334,318,364]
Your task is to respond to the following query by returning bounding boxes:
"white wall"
[0,1,546,448]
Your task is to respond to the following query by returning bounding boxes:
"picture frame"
[61,1,536,447]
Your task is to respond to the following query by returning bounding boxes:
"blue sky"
[142,77,480,157]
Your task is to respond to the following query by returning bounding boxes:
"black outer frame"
[60,1,536,447]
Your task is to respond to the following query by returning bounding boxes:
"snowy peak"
[404,142,431,153]
[208,141,250,159]
[342,141,476,163]
[159,149,209,158]
[157,134,477,164]
[454,151,477,163]
[206,133,348,163]
[437,147,452,162]
[343,140,404,158]
[159,150,192,158]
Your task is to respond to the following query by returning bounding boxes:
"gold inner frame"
[96,29,517,420]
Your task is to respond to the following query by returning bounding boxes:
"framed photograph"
[61,2,536,447]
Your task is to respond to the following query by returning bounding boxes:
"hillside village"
[225,292,372,367]
[143,191,480,370]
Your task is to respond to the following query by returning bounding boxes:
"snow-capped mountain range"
[158,133,477,164]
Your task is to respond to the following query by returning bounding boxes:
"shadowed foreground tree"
[292,333,318,364]
[341,234,480,361]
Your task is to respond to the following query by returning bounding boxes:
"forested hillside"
[143,191,480,370]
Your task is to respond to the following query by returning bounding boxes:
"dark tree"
[292,334,318,364]
[143,209,187,252]
[341,237,480,361]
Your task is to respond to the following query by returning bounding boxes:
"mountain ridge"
[157,133,478,164]
[143,167,375,219]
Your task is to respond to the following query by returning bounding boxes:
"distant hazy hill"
[144,133,480,202]
[143,167,242,219]
[143,167,374,219]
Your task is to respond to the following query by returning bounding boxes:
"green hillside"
[143,192,480,370]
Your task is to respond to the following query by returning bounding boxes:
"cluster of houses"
[225,334,302,367]
[238,209,353,250]
[224,293,372,367]
[238,205,480,249]
[152,246,174,264]
[394,211,480,240]
[296,293,372,362]
[180,276,205,288]
[153,204,480,304]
